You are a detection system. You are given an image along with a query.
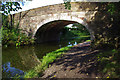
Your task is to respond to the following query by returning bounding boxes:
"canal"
[2,23,90,78]
[2,38,90,78]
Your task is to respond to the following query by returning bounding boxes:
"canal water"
[2,37,90,78]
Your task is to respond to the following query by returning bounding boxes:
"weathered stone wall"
[12,2,119,44]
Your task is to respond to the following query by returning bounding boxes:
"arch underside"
[35,20,77,43]
[35,20,93,43]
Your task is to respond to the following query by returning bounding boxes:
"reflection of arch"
[18,46,41,70]
[34,14,95,43]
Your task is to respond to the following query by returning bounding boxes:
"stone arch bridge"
[13,2,116,43]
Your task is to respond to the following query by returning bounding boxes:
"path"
[42,41,104,78]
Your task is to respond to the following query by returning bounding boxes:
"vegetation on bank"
[24,46,72,78]
[1,2,35,47]
[1,25,34,47]
[60,23,90,41]
[97,48,120,78]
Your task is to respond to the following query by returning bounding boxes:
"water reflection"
[2,62,24,78]
[17,46,41,70]
[74,42,77,45]
[67,41,78,47]
[2,38,89,78]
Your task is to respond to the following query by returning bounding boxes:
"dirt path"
[42,41,104,78]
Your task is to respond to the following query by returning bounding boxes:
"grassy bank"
[24,46,72,78]
[97,48,120,78]
[23,42,120,78]
[24,40,90,78]
[2,14,35,47]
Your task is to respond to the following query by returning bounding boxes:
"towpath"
[42,41,104,78]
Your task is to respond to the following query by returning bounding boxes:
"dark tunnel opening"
[35,20,90,44]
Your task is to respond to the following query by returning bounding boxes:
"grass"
[86,40,91,42]
[24,46,72,78]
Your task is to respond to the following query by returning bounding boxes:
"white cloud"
[19,0,64,12]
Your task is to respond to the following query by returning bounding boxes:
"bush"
[1,26,34,47]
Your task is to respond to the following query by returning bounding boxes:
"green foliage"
[107,2,120,15]
[24,46,72,78]
[1,2,22,14]
[64,2,71,10]
[107,3,116,15]
[60,23,90,40]
[1,2,22,30]
[1,26,34,47]
[1,2,34,47]
[86,40,91,42]
[97,49,120,78]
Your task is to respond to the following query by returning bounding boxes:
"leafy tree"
[1,2,22,29]
[1,2,22,14]
[64,1,71,10]
[107,2,120,15]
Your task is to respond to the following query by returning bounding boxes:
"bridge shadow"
[46,42,105,78]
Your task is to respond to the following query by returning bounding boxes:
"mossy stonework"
[12,2,120,46]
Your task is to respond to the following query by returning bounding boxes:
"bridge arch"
[34,14,95,43]
[13,2,119,47]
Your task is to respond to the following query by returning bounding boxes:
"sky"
[16,0,120,13]
[1,0,120,14]
[17,0,65,13]
[0,0,65,14]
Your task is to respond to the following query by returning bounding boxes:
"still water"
[2,38,89,78]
